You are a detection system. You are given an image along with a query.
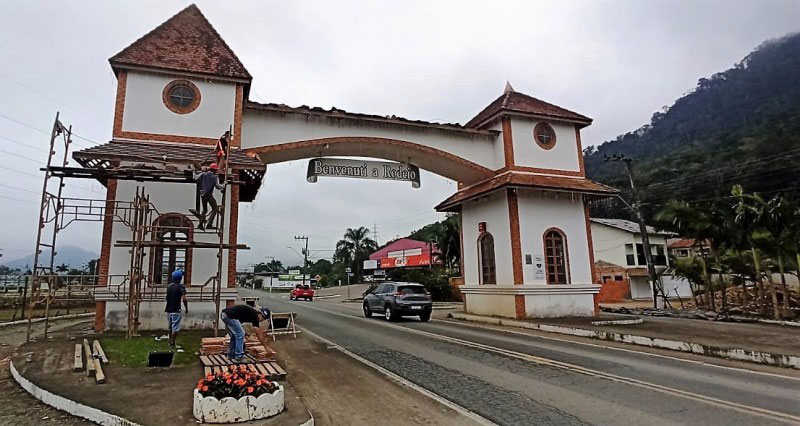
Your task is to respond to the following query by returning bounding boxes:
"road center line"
[286,300,800,424]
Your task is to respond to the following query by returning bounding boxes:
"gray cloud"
[0,0,797,265]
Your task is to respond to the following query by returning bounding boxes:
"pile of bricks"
[200,336,276,361]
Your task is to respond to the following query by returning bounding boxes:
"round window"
[162,80,201,114]
[534,123,556,150]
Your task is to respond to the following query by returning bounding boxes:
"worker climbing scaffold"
[25,113,265,341]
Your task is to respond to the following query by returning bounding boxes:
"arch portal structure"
[75,5,617,330]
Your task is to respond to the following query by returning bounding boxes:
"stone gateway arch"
[82,5,616,330]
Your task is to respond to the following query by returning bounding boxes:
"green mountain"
[584,32,800,219]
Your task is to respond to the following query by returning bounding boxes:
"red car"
[289,284,314,301]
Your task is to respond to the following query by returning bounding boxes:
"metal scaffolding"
[25,113,242,341]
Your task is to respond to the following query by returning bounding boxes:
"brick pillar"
[95,179,117,332]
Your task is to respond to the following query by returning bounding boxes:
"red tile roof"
[369,238,439,261]
[465,89,592,129]
[435,171,617,211]
[668,238,705,249]
[109,4,251,81]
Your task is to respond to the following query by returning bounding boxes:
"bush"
[197,366,279,399]
[385,267,453,301]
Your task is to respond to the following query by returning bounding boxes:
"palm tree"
[732,185,780,319]
[656,201,717,310]
[765,194,797,316]
[334,227,378,283]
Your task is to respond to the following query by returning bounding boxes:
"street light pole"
[605,154,664,308]
[294,236,309,287]
[264,256,275,293]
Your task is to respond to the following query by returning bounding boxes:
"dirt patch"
[13,323,310,425]
[0,319,92,425]
[272,334,479,426]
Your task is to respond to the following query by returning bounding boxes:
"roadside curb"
[9,360,139,426]
[0,312,93,328]
[449,312,800,369]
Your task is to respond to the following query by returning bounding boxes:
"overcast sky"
[0,0,797,267]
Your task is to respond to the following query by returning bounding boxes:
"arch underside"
[244,137,494,185]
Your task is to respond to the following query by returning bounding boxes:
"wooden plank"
[204,367,212,376]
[94,359,106,384]
[209,355,223,365]
[92,340,109,364]
[82,339,95,377]
[270,362,287,379]
[247,364,258,373]
[199,355,212,366]
[261,363,276,377]
[254,363,269,376]
[73,344,83,372]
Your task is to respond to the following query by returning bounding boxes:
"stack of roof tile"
[200,336,276,361]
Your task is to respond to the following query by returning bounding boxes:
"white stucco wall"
[122,72,237,139]
[489,121,506,168]
[461,191,513,286]
[241,109,500,178]
[108,178,234,289]
[590,223,670,268]
[510,118,580,172]
[517,190,591,285]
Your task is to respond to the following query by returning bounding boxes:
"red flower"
[202,386,209,392]
[247,387,254,393]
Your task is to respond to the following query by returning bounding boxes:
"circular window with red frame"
[534,122,556,150]
[162,79,201,114]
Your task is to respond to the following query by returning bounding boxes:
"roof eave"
[109,61,252,84]
[469,110,593,130]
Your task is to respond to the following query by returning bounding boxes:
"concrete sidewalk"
[449,312,800,369]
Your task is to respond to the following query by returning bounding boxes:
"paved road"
[246,289,800,426]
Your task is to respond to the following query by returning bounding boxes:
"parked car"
[363,282,432,322]
[289,284,314,301]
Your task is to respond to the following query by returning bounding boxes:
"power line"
[0,148,45,164]
[0,72,105,124]
[0,195,38,205]
[0,183,40,195]
[0,134,50,154]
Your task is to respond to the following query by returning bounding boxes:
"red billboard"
[379,255,432,269]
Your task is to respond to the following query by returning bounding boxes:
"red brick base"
[94,301,106,332]
[514,295,526,319]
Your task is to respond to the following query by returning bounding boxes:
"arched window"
[150,213,193,285]
[478,232,496,285]
[543,228,569,284]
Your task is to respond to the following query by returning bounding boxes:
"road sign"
[345,267,351,273]
[307,158,421,188]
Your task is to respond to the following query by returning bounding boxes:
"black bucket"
[148,351,174,367]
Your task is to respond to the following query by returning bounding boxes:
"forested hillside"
[585,32,800,219]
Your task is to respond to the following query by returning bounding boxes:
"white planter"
[192,385,284,423]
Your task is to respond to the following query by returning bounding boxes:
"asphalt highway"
[244,289,800,426]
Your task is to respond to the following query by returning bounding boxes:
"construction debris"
[200,336,276,361]
[73,339,108,384]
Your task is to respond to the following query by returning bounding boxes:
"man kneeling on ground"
[220,304,270,362]
[165,270,188,350]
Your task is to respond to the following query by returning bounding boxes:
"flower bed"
[193,366,284,423]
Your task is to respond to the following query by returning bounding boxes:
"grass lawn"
[101,330,213,368]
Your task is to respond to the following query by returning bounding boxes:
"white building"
[590,219,692,300]
[80,5,617,330]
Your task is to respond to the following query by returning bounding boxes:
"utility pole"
[294,236,309,287]
[605,154,664,308]
[264,256,275,293]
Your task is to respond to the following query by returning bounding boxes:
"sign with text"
[307,158,421,188]
[379,254,431,269]
[533,255,545,280]
[363,259,378,270]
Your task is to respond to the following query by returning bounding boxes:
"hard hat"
[171,270,184,283]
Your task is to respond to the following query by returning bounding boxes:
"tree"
[656,201,717,310]
[732,185,780,319]
[334,227,378,283]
